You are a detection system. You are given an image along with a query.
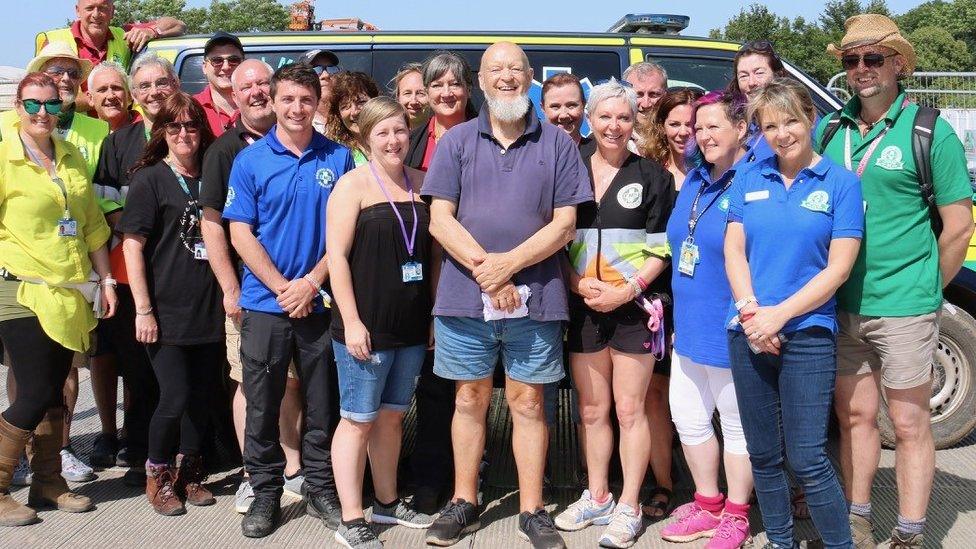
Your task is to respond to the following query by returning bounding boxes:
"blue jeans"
[728,327,851,549]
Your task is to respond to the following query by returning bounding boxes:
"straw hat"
[827,14,916,75]
[26,42,95,80]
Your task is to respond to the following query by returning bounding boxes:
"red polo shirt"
[67,20,153,66]
[193,86,237,137]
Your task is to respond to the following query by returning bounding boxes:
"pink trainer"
[660,505,722,542]
[705,512,751,549]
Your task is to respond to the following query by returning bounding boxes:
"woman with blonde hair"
[390,62,429,129]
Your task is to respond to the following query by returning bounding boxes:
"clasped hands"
[276,278,318,318]
[472,252,522,313]
[576,277,632,313]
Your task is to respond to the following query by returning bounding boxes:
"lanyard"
[368,162,418,257]
[844,98,910,177]
[21,137,70,218]
[687,171,733,237]
[166,162,200,201]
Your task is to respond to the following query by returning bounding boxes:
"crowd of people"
[0,3,971,549]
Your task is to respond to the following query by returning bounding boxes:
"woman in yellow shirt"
[0,73,116,526]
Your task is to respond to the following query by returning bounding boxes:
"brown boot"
[0,416,38,526]
[175,454,215,506]
[26,408,93,513]
[146,462,185,516]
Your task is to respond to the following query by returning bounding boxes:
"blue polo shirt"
[667,165,737,368]
[725,155,864,334]
[222,126,354,314]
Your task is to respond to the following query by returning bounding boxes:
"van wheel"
[878,302,976,450]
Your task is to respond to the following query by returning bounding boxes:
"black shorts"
[566,295,672,376]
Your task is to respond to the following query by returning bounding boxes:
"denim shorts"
[333,341,426,422]
[433,316,564,384]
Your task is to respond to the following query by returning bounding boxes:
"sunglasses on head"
[311,64,341,76]
[207,55,243,68]
[44,66,83,80]
[841,52,898,70]
[163,121,201,135]
[21,98,63,115]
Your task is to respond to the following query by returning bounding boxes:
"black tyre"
[879,301,976,449]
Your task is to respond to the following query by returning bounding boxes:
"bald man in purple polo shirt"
[421,42,592,549]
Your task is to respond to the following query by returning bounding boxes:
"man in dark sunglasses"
[298,49,342,134]
[194,31,245,138]
[816,14,974,549]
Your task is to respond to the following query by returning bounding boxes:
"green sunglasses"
[21,98,63,116]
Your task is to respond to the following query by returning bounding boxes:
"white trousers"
[669,351,747,455]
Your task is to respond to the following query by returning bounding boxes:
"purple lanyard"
[368,162,418,257]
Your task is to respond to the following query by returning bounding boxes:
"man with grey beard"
[422,41,592,549]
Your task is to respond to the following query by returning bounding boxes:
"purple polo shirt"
[421,105,593,322]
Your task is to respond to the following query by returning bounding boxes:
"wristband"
[634,274,648,291]
[303,274,333,306]
[734,296,757,311]
[100,277,117,288]
[626,277,642,298]
[136,306,153,316]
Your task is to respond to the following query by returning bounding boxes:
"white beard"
[485,93,530,122]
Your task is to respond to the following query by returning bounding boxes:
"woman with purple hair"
[662,90,754,549]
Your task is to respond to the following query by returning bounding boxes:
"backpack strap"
[912,105,941,235]
[818,110,843,154]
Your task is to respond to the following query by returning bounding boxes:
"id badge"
[677,239,699,276]
[193,242,209,261]
[401,261,423,282]
[57,218,78,237]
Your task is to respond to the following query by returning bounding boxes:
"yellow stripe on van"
[372,35,625,46]
[153,49,178,62]
[629,37,740,51]
[629,48,643,65]
[150,35,372,49]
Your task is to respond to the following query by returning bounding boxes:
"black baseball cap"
[299,49,339,67]
[204,32,244,56]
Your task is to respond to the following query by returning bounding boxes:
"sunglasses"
[163,121,201,135]
[311,64,341,76]
[841,53,898,70]
[741,40,775,53]
[44,66,83,80]
[21,98,63,115]
[207,55,243,68]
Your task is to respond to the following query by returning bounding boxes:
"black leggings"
[146,342,224,463]
[0,316,73,430]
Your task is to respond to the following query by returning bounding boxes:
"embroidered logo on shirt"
[800,190,830,212]
[616,183,642,209]
[316,168,336,189]
[875,145,904,170]
[224,186,236,208]
[718,196,731,212]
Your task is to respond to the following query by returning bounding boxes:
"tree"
[910,26,972,72]
[112,0,289,34]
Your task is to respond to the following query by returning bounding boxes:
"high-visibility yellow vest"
[36,26,132,69]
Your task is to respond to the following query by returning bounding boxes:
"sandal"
[641,486,674,521]
[791,487,811,520]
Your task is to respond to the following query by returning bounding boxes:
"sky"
[0,0,924,69]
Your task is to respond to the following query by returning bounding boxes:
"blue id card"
[402,261,423,282]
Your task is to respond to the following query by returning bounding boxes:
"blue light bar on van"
[607,13,690,34]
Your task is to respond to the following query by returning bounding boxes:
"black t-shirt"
[199,118,261,211]
[118,162,224,345]
[94,121,148,197]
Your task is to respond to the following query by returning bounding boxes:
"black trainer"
[518,509,566,549]
[241,494,280,538]
[90,433,118,468]
[426,499,480,546]
[303,484,341,530]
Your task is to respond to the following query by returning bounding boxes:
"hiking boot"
[850,513,874,548]
[371,497,434,528]
[519,508,566,548]
[304,484,341,530]
[335,518,383,548]
[706,512,751,548]
[426,499,480,546]
[555,489,614,531]
[175,454,214,506]
[598,503,643,548]
[27,410,93,512]
[235,479,254,514]
[883,528,923,548]
[241,493,279,538]
[11,455,31,486]
[90,433,118,468]
[661,504,722,542]
[145,462,185,516]
[0,417,38,526]
[59,447,94,482]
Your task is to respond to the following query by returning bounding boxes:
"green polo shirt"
[815,89,972,317]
